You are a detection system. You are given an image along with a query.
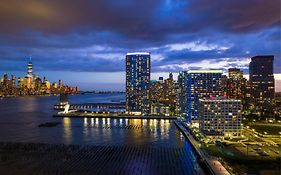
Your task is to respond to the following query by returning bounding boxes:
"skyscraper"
[227,68,245,100]
[177,71,187,115]
[249,55,275,115]
[126,52,150,115]
[228,68,243,79]
[186,70,223,121]
[27,60,33,80]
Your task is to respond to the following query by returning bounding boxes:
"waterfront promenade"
[174,121,230,175]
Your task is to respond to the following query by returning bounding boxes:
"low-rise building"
[150,103,170,116]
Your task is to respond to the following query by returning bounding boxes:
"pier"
[53,112,177,120]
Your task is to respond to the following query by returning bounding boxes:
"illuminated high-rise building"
[199,97,242,139]
[229,68,243,79]
[25,77,31,89]
[177,71,188,115]
[227,68,245,99]
[58,80,63,89]
[186,70,223,121]
[249,55,275,114]
[11,75,16,94]
[27,59,33,80]
[11,75,16,88]
[126,52,150,115]
[243,79,253,110]
[45,80,51,90]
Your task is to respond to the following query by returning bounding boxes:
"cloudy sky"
[0,0,280,91]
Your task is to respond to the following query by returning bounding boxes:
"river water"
[0,93,205,174]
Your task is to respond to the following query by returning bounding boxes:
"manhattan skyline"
[0,0,280,91]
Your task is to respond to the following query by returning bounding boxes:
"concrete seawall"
[174,121,217,175]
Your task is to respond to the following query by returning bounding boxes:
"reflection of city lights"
[107,118,110,124]
[62,117,72,144]
[153,119,157,127]
[91,118,94,126]
[165,120,170,130]
[143,119,147,126]
[161,119,164,126]
[84,118,87,126]
[125,119,128,125]
[95,118,98,125]
[63,117,71,126]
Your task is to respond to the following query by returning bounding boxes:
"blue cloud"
[0,0,280,90]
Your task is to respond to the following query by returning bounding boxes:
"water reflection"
[0,94,184,148]
[62,117,72,144]
[66,118,174,146]
[17,97,37,112]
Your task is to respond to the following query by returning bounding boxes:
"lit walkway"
[175,121,230,175]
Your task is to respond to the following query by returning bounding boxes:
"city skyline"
[1,58,281,92]
[0,0,280,91]
[0,60,79,96]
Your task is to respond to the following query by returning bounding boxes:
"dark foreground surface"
[0,142,203,175]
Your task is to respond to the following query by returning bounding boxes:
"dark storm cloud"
[0,0,280,74]
[186,0,280,32]
[1,0,279,39]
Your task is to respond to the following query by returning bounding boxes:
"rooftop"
[187,70,223,74]
[126,52,150,56]
[199,97,241,102]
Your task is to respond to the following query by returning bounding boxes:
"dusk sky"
[0,0,280,91]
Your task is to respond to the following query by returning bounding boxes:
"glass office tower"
[186,70,223,121]
[249,55,275,115]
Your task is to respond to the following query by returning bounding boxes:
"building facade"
[199,98,242,139]
[126,52,150,115]
[249,55,275,115]
[177,71,187,115]
[186,70,223,121]
[227,68,245,100]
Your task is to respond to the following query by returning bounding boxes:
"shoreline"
[174,120,230,175]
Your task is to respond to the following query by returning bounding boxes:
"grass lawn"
[248,123,281,135]
[202,144,281,174]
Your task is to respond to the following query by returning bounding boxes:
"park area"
[202,143,281,175]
